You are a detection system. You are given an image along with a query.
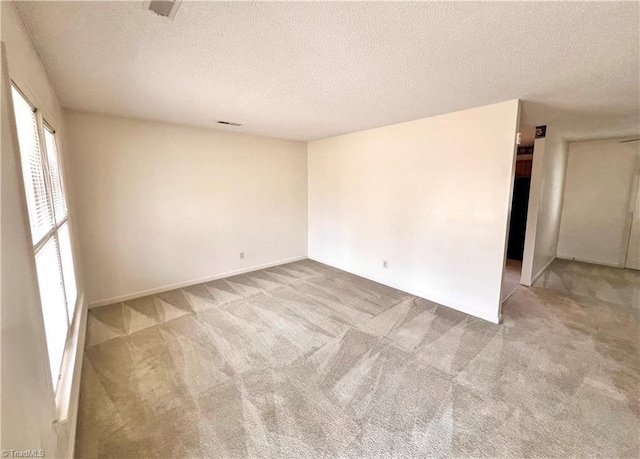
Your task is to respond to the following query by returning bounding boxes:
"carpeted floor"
[501,259,522,301]
[76,259,639,458]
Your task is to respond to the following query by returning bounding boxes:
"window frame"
[11,81,79,391]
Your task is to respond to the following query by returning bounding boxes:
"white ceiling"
[15,1,640,142]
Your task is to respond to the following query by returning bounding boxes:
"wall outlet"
[383,260,388,269]
[240,252,245,259]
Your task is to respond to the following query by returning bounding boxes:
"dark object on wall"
[147,0,182,19]
[517,146,534,155]
[535,125,547,138]
[507,176,532,261]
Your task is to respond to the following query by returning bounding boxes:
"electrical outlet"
[240,252,245,259]
[383,260,388,269]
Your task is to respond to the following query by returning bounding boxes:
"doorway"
[556,138,639,268]
[502,145,533,300]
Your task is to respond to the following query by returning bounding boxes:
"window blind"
[12,86,54,246]
[58,222,77,322]
[44,125,68,224]
[11,84,78,390]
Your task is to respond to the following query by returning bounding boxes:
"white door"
[625,168,640,270]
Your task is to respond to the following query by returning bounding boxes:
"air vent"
[217,121,242,127]
[145,0,182,19]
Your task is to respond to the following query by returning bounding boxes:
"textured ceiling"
[15,1,640,142]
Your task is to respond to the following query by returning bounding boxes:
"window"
[11,85,77,390]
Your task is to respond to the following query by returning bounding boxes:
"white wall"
[308,100,520,323]
[557,139,639,266]
[521,125,568,284]
[625,179,640,270]
[1,2,86,457]
[64,110,308,306]
[1,41,56,459]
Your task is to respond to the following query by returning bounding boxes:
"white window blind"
[44,125,68,224]
[58,222,77,322]
[12,86,53,245]
[11,85,78,390]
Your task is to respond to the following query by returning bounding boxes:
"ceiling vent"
[145,0,182,19]
[217,121,242,127]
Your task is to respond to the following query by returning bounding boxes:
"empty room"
[1,1,638,458]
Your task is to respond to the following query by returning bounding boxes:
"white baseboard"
[530,256,556,285]
[308,256,501,324]
[556,255,623,269]
[501,284,520,303]
[88,255,308,308]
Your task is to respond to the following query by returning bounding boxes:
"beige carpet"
[76,259,639,458]
[501,259,522,301]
